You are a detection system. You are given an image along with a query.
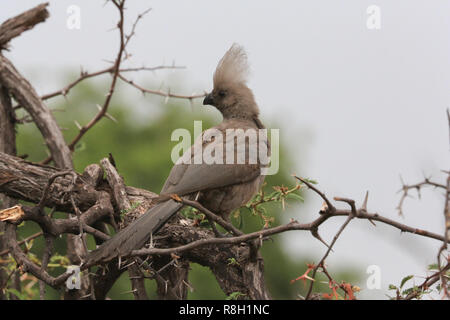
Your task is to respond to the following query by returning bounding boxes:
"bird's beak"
[203,93,214,106]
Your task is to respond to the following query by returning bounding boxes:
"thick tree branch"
[0,3,49,50]
[4,224,71,288]
[0,47,18,302]
[0,55,72,169]
[0,152,156,213]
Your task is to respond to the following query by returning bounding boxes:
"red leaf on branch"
[290,263,316,284]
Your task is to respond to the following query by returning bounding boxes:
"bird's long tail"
[83,199,182,266]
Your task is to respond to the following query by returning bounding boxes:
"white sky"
[2,0,449,299]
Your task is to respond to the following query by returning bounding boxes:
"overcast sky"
[2,1,449,299]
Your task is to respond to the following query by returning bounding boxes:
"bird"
[84,44,269,266]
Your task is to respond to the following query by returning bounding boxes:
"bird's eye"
[218,90,227,98]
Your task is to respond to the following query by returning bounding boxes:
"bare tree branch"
[0,55,72,169]
[0,3,49,49]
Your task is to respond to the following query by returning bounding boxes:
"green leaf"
[427,263,438,271]
[402,286,420,297]
[266,191,279,199]
[199,219,210,226]
[388,284,398,291]
[74,141,86,152]
[287,193,304,202]
[400,275,414,288]
[24,239,34,251]
[226,292,246,300]
[6,288,28,300]
[303,178,318,184]
[49,254,70,267]
[227,258,239,266]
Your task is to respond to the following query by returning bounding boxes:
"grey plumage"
[84,44,268,265]
[85,200,183,264]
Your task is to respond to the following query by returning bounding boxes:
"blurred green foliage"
[9,77,360,300]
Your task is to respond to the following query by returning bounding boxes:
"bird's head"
[203,44,259,120]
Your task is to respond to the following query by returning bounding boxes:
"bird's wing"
[162,163,261,195]
[161,123,267,195]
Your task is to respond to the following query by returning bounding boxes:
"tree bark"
[0,83,17,300]
[0,3,49,50]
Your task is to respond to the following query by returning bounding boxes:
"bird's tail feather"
[84,199,182,266]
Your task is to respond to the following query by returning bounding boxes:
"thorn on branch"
[293,175,335,214]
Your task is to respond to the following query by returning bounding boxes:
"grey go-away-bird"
[84,44,269,265]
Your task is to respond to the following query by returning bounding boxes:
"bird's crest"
[213,43,250,88]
